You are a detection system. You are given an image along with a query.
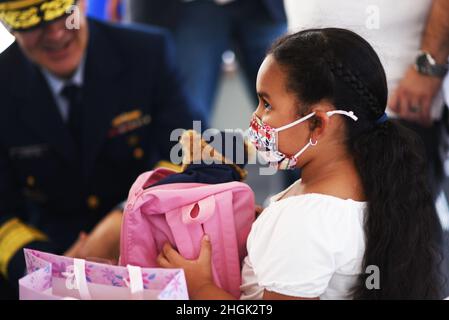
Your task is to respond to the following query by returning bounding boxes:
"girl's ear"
[309,109,330,142]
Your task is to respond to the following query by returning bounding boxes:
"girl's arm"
[192,283,317,300]
[157,236,318,300]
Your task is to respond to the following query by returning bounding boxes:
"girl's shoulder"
[253,192,367,246]
[246,192,367,298]
[273,192,367,208]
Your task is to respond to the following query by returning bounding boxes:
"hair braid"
[328,61,383,119]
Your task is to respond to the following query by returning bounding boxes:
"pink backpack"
[119,167,255,298]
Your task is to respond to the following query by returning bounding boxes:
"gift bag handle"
[73,259,92,300]
[72,261,144,300]
[127,265,144,300]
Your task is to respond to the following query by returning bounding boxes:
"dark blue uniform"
[0,19,204,297]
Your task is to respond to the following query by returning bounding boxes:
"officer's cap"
[0,0,77,32]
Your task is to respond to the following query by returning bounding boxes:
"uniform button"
[133,148,144,160]
[127,135,140,147]
[26,176,36,187]
[87,195,100,210]
[143,114,152,125]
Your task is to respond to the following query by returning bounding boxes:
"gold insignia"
[0,0,45,10]
[0,0,75,31]
[87,195,100,210]
[112,110,142,128]
[133,148,144,160]
[26,175,35,187]
[40,0,72,22]
[127,135,140,147]
[108,111,151,138]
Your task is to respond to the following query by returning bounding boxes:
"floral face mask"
[248,110,358,170]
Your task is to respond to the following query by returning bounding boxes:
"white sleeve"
[249,199,339,298]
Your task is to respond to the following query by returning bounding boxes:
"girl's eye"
[263,101,272,110]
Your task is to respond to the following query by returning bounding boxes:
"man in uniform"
[0,0,204,298]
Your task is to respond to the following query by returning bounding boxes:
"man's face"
[13,1,88,78]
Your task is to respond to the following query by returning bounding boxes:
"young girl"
[157,28,443,300]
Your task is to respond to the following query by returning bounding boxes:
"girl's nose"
[254,105,264,119]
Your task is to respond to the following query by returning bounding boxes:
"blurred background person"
[107,0,288,124]
[106,0,294,203]
[284,0,449,199]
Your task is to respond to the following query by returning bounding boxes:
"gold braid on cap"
[0,0,75,31]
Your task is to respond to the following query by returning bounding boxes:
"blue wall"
[87,0,124,20]
[87,0,108,20]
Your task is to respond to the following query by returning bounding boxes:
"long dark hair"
[269,28,444,299]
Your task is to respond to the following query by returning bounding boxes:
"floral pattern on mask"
[248,115,296,169]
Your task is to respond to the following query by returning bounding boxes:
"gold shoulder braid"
[0,0,75,31]
[0,218,48,279]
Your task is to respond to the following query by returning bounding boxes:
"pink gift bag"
[19,249,189,300]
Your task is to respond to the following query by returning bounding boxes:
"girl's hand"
[255,204,264,218]
[157,235,214,298]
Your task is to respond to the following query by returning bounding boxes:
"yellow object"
[154,130,249,180]
[0,218,48,279]
[154,160,183,173]
[0,0,46,11]
[87,195,100,210]
[112,110,142,128]
[133,148,144,160]
[26,175,35,187]
[0,0,75,31]
[179,130,248,181]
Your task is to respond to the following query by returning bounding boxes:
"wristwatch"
[415,51,448,78]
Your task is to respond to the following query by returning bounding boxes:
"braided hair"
[327,62,382,117]
[268,28,444,299]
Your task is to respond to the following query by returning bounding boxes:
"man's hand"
[81,210,123,264]
[389,66,443,127]
[64,210,123,264]
[64,231,88,258]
